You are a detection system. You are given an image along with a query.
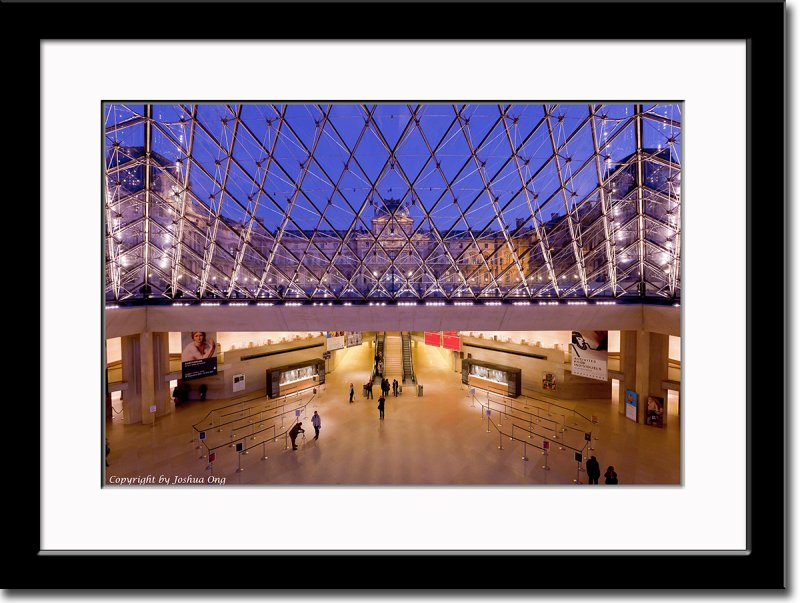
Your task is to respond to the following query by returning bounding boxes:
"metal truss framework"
[104,103,681,303]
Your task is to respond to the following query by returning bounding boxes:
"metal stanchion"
[498,430,504,450]
[572,409,579,426]
[242,437,249,455]
[574,461,583,484]
[230,431,236,448]
[259,411,264,428]
[521,440,528,461]
[250,423,256,441]
[486,410,492,433]
[261,441,268,461]
[542,440,550,470]
[236,450,244,473]
[528,419,533,438]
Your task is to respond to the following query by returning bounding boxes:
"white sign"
[570,330,608,382]
[326,335,345,351]
[232,373,246,393]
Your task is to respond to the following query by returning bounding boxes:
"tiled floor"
[106,342,680,486]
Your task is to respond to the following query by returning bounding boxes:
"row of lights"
[108,298,658,309]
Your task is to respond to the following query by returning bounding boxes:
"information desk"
[468,374,510,397]
[279,374,318,397]
[461,358,521,398]
[266,359,325,399]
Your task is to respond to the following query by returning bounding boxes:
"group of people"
[289,411,322,450]
[374,352,384,378]
[585,455,619,484]
[379,378,399,397]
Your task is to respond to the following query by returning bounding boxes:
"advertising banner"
[326,331,345,351]
[542,372,557,391]
[345,331,363,347]
[646,395,665,428]
[181,331,218,380]
[625,389,638,422]
[570,330,608,381]
[442,331,461,351]
[424,331,441,346]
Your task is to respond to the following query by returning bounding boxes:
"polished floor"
[105,342,681,486]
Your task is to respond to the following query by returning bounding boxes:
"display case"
[266,359,325,398]
[461,359,522,397]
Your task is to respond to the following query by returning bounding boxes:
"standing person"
[349,383,354,404]
[604,465,619,484]
[289,422,305,450]
[366,380,373,399]
[311,411,321,440]
[392,378,399,397]
[586,455,601,484]
[377,395,385,420]
[378,360,384,378]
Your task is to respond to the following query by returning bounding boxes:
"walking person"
[377,395,385,420]
[349,383,354,404]
[604,465,619,484]
[289,422,305,450]
[586,455,600,484]
[378,360,384,378]
[311,411,321,440]
[392,378,399,397]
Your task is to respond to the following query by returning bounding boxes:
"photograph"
[104,101,682,486]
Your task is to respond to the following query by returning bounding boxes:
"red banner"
[442,331,458,337]
[442,334,461,351]
[424,331,441,346]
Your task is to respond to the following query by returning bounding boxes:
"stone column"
[153,332,171,417]
[121,335,141,424]
[139,332,156,425]
[618,330,669,424]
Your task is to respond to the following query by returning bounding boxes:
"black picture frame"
[23,0,785,591]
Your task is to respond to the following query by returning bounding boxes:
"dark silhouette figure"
[377,395,385,420]
[366,381,373,399]
[289,422,305,450]
[349,383,354,404]
[586,455,601,484]
[392,379,399,397]
[604,465,619,484]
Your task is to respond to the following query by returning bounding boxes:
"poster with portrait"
[625,389,638,422]
[646,395,665,428]
[570,330,609,381]
[181,331,218,380]
[542,372,557,391]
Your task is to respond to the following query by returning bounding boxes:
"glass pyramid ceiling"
[104,103,681,304]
